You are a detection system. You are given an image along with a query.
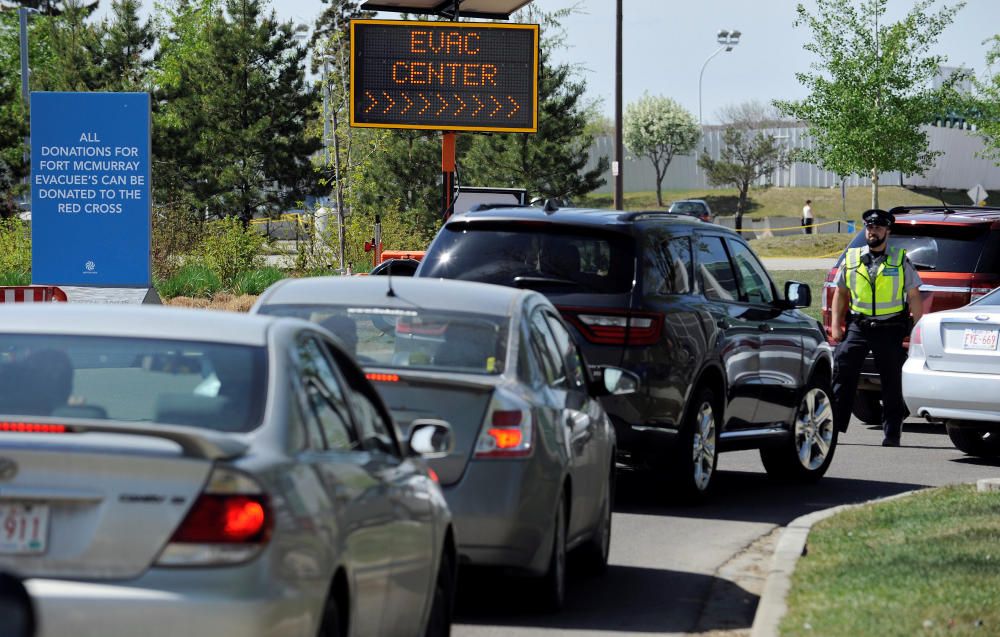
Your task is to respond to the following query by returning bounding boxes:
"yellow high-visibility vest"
[844,246,906,316]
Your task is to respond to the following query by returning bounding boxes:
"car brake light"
[474,405,533,458]
[156,467,271,567]
[0,422,68,433]
[366,372,400,383]
[560,308,663,346]
[910,325,922,345]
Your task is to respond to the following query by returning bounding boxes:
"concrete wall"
[588,124,1000,194]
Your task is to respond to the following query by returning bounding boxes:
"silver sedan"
[252,276,637,611]
[903,287,1000,457]
[0,305,455,637]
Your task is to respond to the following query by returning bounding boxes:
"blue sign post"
[31,92,151,287]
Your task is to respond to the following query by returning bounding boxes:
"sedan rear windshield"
[0,335,267,432]
[843,224,999,272]
[419,224,636,293]
[258,305,509,375]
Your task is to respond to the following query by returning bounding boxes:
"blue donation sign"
[31,92,151,286]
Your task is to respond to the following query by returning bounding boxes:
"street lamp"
[18,7,41,206]
[698,28,741,126]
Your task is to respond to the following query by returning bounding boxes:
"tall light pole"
[698,29,741,126]
[613,0,623,210]
[18,7,40,205]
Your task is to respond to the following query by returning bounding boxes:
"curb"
[749,488,926,637]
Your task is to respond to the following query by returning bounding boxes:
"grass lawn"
[781,485,1000,637]
[576,185,998,219]
[768,269,828,322]
[750,233,854,258]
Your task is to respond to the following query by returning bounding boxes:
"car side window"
[696,235,740,301]
[289,372,325,451]
[529,310,567,389]
[543,313,587,390]
[321,339,401,457]
[728,240,775,305]
[645,233,693,296]
[297,337,357,452]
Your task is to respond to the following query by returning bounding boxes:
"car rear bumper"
[902,358,1000,423]
[27,575,315,637]
[444,459,560,575]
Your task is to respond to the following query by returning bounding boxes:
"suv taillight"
[156,467,271,567]
[474,398,534,459]
[560,308,663,346]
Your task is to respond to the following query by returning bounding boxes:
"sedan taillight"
[156,467,271,567]
[474,405,534,459]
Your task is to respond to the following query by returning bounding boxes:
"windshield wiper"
[513,275,593,291]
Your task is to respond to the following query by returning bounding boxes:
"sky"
[99,0,999,124]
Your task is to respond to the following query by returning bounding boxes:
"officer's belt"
[849,314,908,329]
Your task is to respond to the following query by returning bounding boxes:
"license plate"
[0,503,49,554]
[963,328,999,351]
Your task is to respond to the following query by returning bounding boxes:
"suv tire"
[669,386,719,503]
[851,390,882,425]
[946,422,1000,458]
[761,375,838,482]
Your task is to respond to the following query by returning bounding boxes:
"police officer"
[831,208,924,446]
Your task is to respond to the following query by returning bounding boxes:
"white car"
[903,287,1000,457]
[0,305,456,637]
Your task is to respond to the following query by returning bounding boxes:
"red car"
[822,205,1000,424]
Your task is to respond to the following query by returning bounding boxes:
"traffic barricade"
[0,286,69,303]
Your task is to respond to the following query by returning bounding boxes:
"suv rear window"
[843,224,1000,272]
[419,224,636,293]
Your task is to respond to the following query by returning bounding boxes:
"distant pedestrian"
[802,199,814,234]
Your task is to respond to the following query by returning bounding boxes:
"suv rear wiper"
[513,275,593,291]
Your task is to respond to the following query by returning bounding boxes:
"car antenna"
[386,261,396,297]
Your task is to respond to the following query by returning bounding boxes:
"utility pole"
[613,0,623,210]
[19,8,31,203]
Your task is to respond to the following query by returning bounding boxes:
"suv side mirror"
[408,419,454,458]
[784,281,812,308]
[589,365,640,397]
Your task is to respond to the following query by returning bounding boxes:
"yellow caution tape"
[731,219,846,233]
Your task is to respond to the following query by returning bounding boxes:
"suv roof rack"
[890,205,1000,215]
[620,210,702,222]
[467,203,534,212]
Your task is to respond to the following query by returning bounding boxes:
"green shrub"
[0,271,31,286]
[156,263,221,299]
[0,219,31,280]
[200,217,265,288]
[153,206,203,281]
[232,267,285,296]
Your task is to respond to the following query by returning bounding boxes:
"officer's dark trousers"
[832,320,908,441]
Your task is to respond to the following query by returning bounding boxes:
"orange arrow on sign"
[489,95,503,117]
[418,93,430,115]
[400,93,413,114]
[382,91,395,114]
[453,94,466,116]
[364,91,379,114]
[508,96,520,118]
[471,95,485,116]
[435,93,449,116]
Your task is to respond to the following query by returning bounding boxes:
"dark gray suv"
[417,206,836,501]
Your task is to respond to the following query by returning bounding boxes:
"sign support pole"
[442,131,457,220]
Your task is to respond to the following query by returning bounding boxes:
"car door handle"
[758,323,773,332]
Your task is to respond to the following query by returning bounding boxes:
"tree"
[152,0,321,224]
[698,101,788,230]
[969,35,1000,163]
[775,0,965,209]
[463,7,607,203]
[623,93,700,207]
[92,0,155,91]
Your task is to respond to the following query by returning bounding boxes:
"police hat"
[861,208,894,227]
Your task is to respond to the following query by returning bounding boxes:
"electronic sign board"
[31,92,151,287]
[350,20,538,133]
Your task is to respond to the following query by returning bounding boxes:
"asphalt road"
[452,414,1000,637]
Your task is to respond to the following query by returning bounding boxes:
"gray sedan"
[252,277,636,611]
[903,287,1000,457]
[0,305,455,637]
